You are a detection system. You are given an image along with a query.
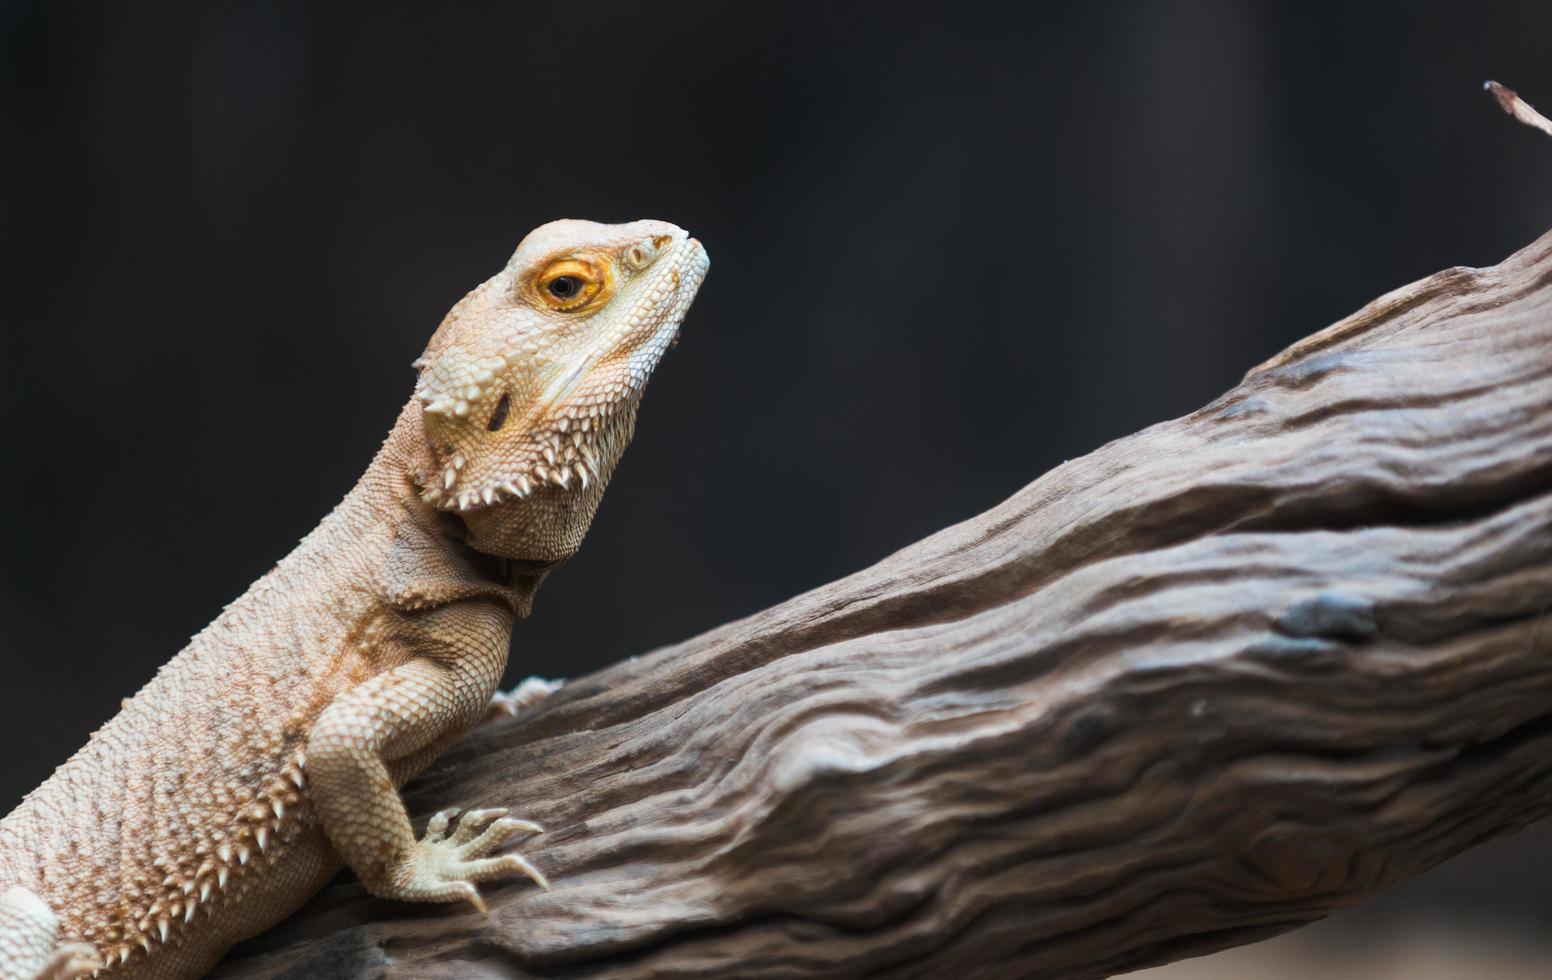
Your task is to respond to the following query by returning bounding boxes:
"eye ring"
[623,241,657,271]
[534,257,609,312]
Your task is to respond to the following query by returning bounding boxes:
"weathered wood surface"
[216,232,1552,979]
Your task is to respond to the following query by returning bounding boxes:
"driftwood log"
[216,232,1552,979]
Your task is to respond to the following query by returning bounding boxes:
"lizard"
[0,218,709,979]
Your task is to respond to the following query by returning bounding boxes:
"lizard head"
[411,218,709,563]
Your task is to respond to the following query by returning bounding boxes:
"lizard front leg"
[306,610,547,912]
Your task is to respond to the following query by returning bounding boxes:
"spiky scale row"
[419,411,629,512]
[441,370,625,512]
[79,750,307,975]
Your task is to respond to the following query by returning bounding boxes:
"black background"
[4,1,1552,962]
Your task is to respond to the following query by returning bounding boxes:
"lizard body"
[0,219,708,979]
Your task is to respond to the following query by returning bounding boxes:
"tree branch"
[216,231,1552,979]
[1487,80,1552,140]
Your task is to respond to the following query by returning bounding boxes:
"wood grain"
[216,231,1552,979]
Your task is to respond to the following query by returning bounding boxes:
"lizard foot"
[0,885,100,980]
[32,944,98,980]
[484,676,565,723]
[392,807,547,913]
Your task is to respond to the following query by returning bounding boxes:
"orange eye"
[535,257,608,312]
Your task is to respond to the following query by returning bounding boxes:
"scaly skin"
[0,219,709,979]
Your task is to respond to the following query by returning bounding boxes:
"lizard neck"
[351,401,550,616]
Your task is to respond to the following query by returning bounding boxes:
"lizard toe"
[422,807,460,845]
[448,808,508,845]
[457,817,542,858]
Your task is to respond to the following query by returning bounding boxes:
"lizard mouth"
[420,235,708,513]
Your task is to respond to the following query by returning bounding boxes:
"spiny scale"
[82,750,307,974]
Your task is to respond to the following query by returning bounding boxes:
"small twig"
[1485,80,1552,140]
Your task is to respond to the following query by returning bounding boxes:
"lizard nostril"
[487,394,511,432]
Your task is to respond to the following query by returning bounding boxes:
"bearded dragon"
[0,219,709,979]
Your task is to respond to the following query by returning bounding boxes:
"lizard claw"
[393,807,548,909]
[451,880,486,916]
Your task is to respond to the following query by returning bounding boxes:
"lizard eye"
[623,241,657,271]
[535,258,607,312]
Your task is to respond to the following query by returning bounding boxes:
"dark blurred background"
[4,2,1552,974]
